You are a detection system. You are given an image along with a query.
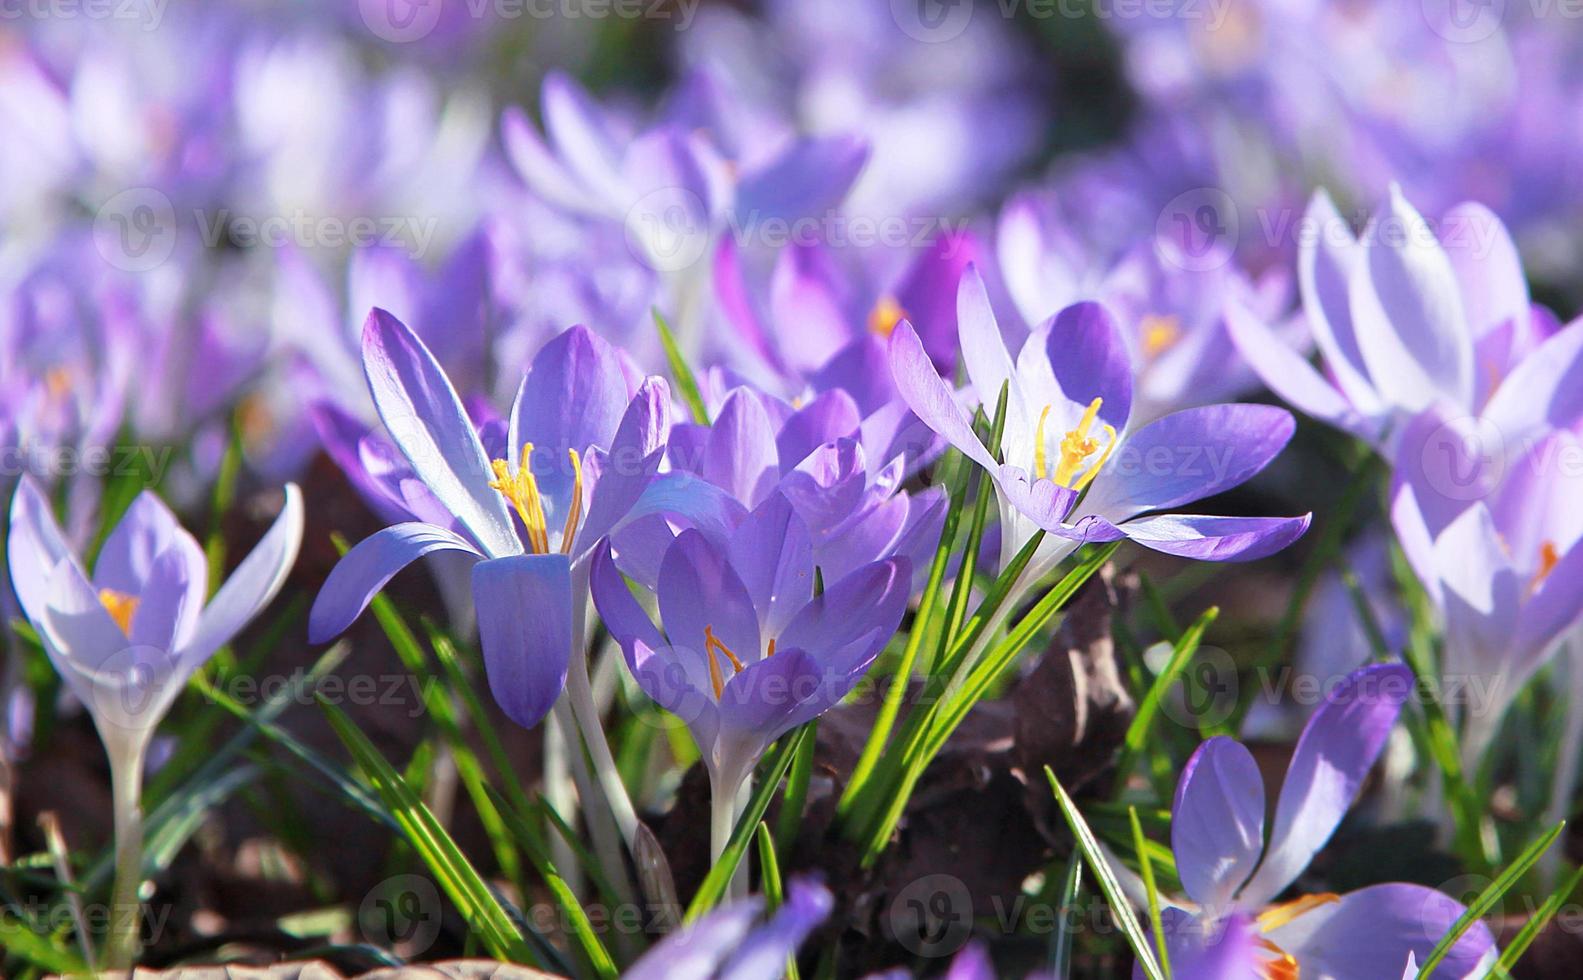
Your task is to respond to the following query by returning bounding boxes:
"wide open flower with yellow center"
[889,265,1310,573]
[1138,664,1496,980]
[309,310,739,730]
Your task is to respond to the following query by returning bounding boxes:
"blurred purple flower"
[626,877,831,980]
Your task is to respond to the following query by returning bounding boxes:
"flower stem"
[565,568,639,848]
[104,738,147,971]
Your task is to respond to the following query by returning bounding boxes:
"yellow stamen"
[1140,314,1182,358]
[560,448,584,555]
[705,638,725,699]
[1034,404,1053,481]
[705,625,746,672]
[489,443,551,554]
[1051,397,1117,491]
[1257,892,1339,932]
[766,637,776,658]
[1532,540,1560,593]
[98,588,139,636]
[1254,939,1300,980]
[45,366,72,400]
[867,294,907,337]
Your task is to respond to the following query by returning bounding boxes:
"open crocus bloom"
[890,265,1309,572]
[1227,187,1583,455]
[626,877,831,980]
[8,477,302,758]
[592,499,911,800]
[309,309,735,728]
[1147,664,1497,979]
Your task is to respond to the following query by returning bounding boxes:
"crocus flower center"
[489,443,584,556]
[702,626,775,700]
[1531,540,1560,594]
[1248,891,1339,979]
[867,294,907,337]
[46,366,73,400]
[1034,396,1117,490]
[1140,314,1182,358]
[98,588,140,636]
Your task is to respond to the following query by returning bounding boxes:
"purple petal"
[309,522,482,643]
[1172,736,1266,911]
[659,530,762,661]
[1432,504,1522,682]
[510,324,631,458]
[362,309,518,558]
[730,494,815,640]
[780,439,867,537]
[995,464,1080,533]
[1138,909,1262,980]
[956,265,1027,435]
[541,71,629,206]
[1442,202,1526,340]
[176,486,304,674]
[1241,663,1414,907]
[776,389,862,472]
[93,491,206,603]
[1086,404,1295,520]
[1298,190,1382,416]
[889,321,997,472]
[576,377,672,556]
[770,245,856,375]
[1224,298,1372,440]
[590,541,664,652]
[1115,513,1311,562]
[1267,884,1496,980]
[1351,188,1473,412]
[716,879,832,980]
[894,229,976,375]
[1484,316,1583,444]
[473,554,573,729]
[776,558,909,668]
[734,135,869,224]
[703,388,781,508]
[501,104,596,212]
[1044,301,1132,431]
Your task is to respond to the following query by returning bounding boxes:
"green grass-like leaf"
[319,698,542,967]
[653,307,709,424]
[0,916,88,975]
[1113,607,1219,793]
[1417,820,1565,977]
[1047,768,1165,980]
[1493,862,1583,973]
[1129,806,1170,978]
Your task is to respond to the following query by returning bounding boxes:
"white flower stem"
[1543,633,1583,886]
[565,569,640,848]
[103,737,147,971]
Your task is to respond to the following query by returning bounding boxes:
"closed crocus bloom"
[7,477,302,968]
[1145,664,1497,980]
[1227,187,1583,456]
[890,265,1309,575]
[593,498,910,862]
[625,878,831,980]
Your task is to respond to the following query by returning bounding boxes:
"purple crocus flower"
[308,309,727,730]
[1227,188,1583,455]
[625,878,831,980]
[996,191,1296,424]
[592,506,910,854]
[1148,664,1497,979]
[640,385,945,594]
[890,265,1309,573]
[1390,425,1583,763]
[501,70,868,272]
